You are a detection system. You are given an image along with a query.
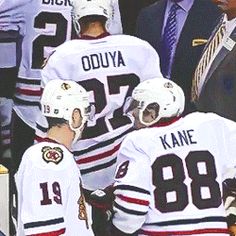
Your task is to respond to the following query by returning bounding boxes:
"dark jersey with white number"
[113,112,236,235]
[15,139,93,236]
[37,35,162,191]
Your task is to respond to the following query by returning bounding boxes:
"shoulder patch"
[41,146,63,164]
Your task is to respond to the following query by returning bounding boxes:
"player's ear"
[143,108,157,123]
[72,108,82,129]
[143,103,159,123]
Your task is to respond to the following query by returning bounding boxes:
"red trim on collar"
[79,32,110,40]
[150,116,182,128]
[39,138,72,153]
[40,137,60,144]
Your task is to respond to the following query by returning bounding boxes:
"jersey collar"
[79,32,110,40]
[39,137,72,153]
[150,116,182,128]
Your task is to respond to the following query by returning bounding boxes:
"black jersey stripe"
[17,77,41,85]
[114,202,147,216]
[114,185,150,195]
[80,157,117,175]
[13,96,40,106]
[24,217,64,229]
[74,127,134,155]
[144,216,227,227]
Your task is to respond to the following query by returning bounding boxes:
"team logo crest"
[42,146,63,164]
[164,82,173,88]
[61,83,71,90]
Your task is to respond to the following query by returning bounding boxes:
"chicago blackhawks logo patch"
[41,146,63,164]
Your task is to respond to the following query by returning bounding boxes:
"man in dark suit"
[192,0,236,122]
[136,0,221,114]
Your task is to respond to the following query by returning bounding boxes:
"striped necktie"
[160,2,179,79]
[191,20,226,102]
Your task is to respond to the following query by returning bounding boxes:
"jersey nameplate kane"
[41,146,64,164]
[159,129,197,150]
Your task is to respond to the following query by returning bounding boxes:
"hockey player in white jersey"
[15,79,94,236]
[111,78,236,235]
[11,0,74,181]
[36,0,162,234]
[11,0,122,175]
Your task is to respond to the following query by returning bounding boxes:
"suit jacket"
[197,17,236,122]
[136,0,221,114]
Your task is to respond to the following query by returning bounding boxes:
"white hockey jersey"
[13,0,122,129]
[112,112,236,235]
[37,35,162,190]
[13,0,73,129]
[15,139,94,236]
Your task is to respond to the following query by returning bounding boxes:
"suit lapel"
[203,26,236,88]
[201,14,225,55]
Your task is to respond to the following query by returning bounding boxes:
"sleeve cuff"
[110,223,138,236]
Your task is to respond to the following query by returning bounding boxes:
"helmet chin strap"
[70,123,84,145]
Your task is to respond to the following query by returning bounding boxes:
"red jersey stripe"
[27,228,65,236]
[16,87,42,96]
[76,143,121,164]
[116,194,149,206]
[140,228,229,235]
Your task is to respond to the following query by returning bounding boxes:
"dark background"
[119,0,157,35]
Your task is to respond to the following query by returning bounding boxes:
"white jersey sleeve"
[107,0,123,35]
[15,141,94,236]
[112,133,152,234]
[220,117,236,170]
[0,0,31,33]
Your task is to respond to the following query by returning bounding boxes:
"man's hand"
[229,225,236,236]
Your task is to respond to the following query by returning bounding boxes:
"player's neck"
[81,23,107,37]
[47,125,73,150]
